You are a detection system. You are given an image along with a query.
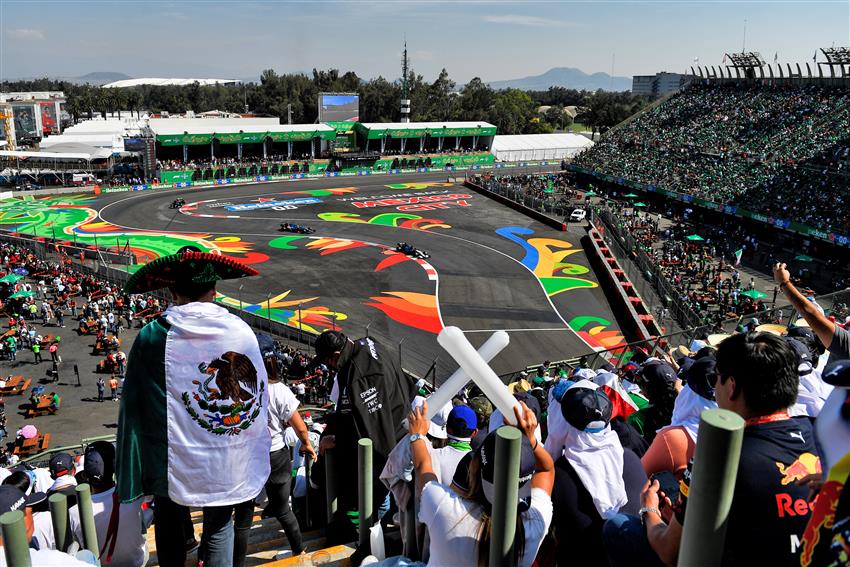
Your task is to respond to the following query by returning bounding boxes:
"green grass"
[569,122,590,132]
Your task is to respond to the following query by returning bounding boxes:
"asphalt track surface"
[96,172,623,379]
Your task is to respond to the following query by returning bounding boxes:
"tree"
[489,89,536,134]
[454,78,494,121]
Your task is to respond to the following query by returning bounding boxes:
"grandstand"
[572,74,850,247]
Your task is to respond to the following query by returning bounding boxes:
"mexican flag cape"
[116,302,271,506]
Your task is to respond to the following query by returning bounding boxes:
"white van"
[569,208,587,222]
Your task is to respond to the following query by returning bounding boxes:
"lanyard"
[745,410,790,427]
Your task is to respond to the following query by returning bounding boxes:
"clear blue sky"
[2,1,848,83]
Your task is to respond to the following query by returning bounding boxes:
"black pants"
[263,448,304,555]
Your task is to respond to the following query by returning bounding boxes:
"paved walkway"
[1,307,139,453]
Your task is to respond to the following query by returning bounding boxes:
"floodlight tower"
[400,41,411,123]
[724,52,765,80]
[818,47,850,77]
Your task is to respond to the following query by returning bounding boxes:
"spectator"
[627,362,681,443]
[115,246,269,567]
[550,381,646,567]
[109,375,119,401]
[430,404,479,485]
[0,485,96,565]
[314,329,416,545]
[798,360,850,566]
[69,441,149,567]
[610,332,819,567]
[642,356,718,479]
[97,376,105,402]
[256,333,315,564]
[409,400,554,567]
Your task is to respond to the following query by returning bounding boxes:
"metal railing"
[589,206,704,334]
[498,287,850,379]
[469,174,575,220]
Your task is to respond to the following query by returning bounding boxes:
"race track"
[5,172,627,379]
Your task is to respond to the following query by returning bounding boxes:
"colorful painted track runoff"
[1,172,627,378]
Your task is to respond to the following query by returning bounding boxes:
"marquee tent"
[490,133,594,162]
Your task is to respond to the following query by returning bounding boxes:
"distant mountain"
[488,67,632,92]
[69,72,133,85]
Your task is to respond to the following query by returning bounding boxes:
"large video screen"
[40,102,58,135]
[124,138,147,152]
[319,93,359,122]
[12,104,38,137]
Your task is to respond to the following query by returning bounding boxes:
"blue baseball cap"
[447,405,478,437]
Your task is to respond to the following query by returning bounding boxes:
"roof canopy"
[0,149,111,161]
[355,121,497,139]
[148,120,336,146]
[491,133,594,162]
[103,78,240,88]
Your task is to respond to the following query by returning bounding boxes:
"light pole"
[237,284,244,320]
[266,293,272,333]
[297,303,303,345]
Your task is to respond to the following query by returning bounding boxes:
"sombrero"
[124,246,258,293]
[755,323,787,336]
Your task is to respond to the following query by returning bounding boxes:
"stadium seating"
[574,83,850,233]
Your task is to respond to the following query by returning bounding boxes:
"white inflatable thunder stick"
[425,330,510,421]
[437,326,521,425]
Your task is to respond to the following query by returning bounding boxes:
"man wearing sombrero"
[115,246,271,567]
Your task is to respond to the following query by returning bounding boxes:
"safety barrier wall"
[463,179,567,231]
[584,227,662,341]
[6,159,565,199]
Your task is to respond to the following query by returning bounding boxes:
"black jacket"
[331,337,416,459]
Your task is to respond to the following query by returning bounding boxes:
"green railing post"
[75,483,99,556]
[304,454,313,530]
[358,438,374,551]
[49,492,70,552]
[324,449,338,524]
[677,408,745,567]
[1,510,32,567]
[489,427,521,567]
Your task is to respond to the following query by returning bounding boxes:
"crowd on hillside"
[574,83,850,233]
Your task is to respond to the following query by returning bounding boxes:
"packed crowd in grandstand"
[574,84,850,233]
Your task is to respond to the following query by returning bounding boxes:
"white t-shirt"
[430,445,470,486]
[29,467,55,494]
[267,382,300,452]
[0,548,95,566]
[69,487,147,567]
[31,511,55,551]
[418,481,552,567]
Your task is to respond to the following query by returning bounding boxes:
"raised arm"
[773,263,835,349]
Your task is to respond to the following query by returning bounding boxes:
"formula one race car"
[279,223,316,234]
[396,242,431,259]
[169,198,186,209]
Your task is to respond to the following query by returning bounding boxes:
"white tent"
[491,133,594,162]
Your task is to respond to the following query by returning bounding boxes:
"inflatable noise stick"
[425,330,510,422]
[437,326,521,426]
